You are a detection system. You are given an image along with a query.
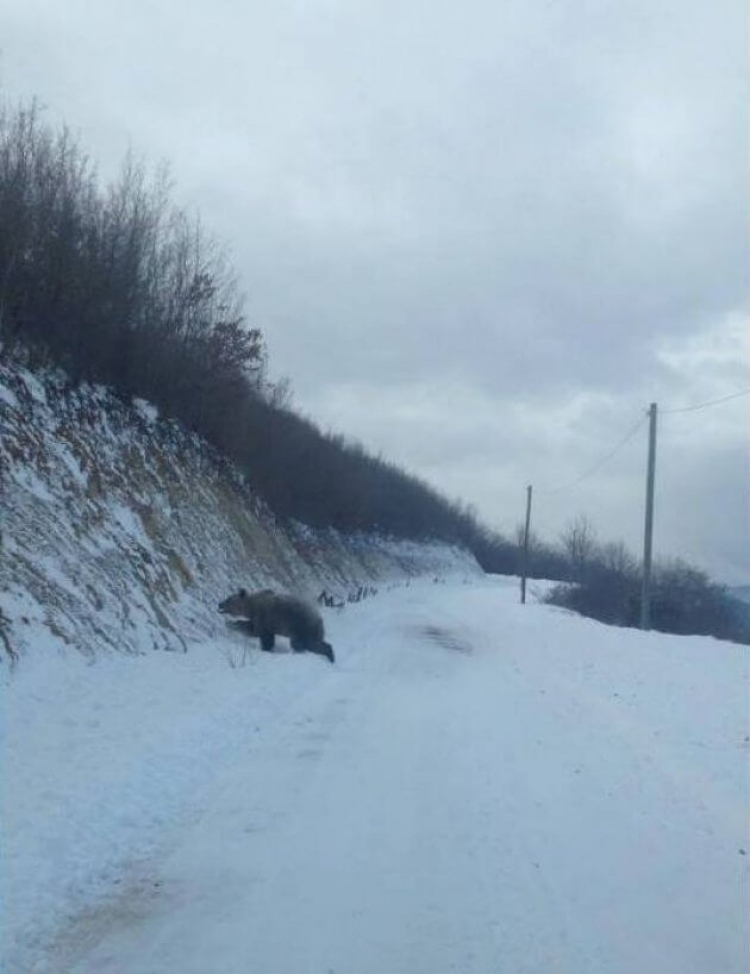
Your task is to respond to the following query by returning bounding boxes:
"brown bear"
[218,588,335,663]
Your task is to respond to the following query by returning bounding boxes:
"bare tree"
[599,540,637,577]
[561,515,597,582]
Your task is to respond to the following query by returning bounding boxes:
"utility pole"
[520,484,533,604]
[640,403,658,630]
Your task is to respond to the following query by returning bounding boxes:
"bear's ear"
[239,587,247,597]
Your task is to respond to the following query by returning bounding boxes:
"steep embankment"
[0,361,480,662]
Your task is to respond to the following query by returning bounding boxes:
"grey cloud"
[2,0,747,580]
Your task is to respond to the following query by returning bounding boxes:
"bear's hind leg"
[260,631,276,653]
[310,641,335,663]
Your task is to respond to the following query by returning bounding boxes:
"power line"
[662,387,750,415]
[542,412,648,495]
[531,386,747,499]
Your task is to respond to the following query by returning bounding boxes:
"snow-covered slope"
[0,361,479,662]
[4,577,748,974]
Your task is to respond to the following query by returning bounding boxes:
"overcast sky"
[3,0,748,583]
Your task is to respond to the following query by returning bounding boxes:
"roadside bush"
[649,560,748,643]
[545,549,749,645]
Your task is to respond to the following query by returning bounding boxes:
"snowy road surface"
[5,577,749,973]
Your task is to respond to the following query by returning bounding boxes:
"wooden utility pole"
[520,484,533,604]
[640,403,658,630]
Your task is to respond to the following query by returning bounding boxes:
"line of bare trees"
[0,99,517,564]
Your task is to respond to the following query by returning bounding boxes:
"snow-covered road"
[5,577,749,973]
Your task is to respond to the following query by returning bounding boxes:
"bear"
[218,588,335,663]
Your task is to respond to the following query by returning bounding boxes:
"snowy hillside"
[4,576,748,974]
[0,360,479,663]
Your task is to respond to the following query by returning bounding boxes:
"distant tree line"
[2,101,744,645]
